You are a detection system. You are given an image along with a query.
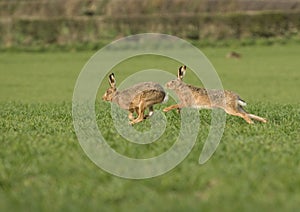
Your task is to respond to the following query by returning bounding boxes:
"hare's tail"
[162,93,169,103]
[238,98,247,107]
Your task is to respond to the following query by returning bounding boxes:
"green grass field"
[0,44,299,211]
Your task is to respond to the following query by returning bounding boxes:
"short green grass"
[0,44,299,211]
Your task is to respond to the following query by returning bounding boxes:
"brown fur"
[226,51,242,59]
[163,66,267,124]
[102,73,166,125]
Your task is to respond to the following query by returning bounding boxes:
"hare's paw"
[163,107,170,112]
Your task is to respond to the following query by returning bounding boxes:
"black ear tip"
[109,73,115,79]
[179,65,186,71]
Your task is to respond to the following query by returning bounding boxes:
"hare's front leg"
[130,101,145,125]
[128,109,135,121]
[163,104,180,112]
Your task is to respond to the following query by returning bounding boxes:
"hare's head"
[102,73,117,101]
[165,79,181,90]
[165,65,186,89]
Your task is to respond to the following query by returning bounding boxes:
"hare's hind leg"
[163,104,180,112]
[248,114,267,123]
[130,101,146,125]
[224,107,254,124]
[238,106,267,123]
[238,113,253,124]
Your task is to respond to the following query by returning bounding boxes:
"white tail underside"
[238,100,247,107]
[163,93,169,103]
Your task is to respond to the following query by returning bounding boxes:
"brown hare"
[226,51,242,59]
[163,66,267,124]
[102,73,167,125]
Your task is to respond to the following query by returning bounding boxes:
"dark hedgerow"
[1,11,300,50]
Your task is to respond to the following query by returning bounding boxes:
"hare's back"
[124,82,164,95]
[133,82,164,92]
[184,86,240,107]
[115,82,165,109]
[130,82,165,100]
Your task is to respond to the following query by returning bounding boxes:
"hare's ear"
[177,65,186,80]
[109,73,116,88]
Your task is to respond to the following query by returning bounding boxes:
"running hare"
[102,73,167,125]
[163,66,267,124]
